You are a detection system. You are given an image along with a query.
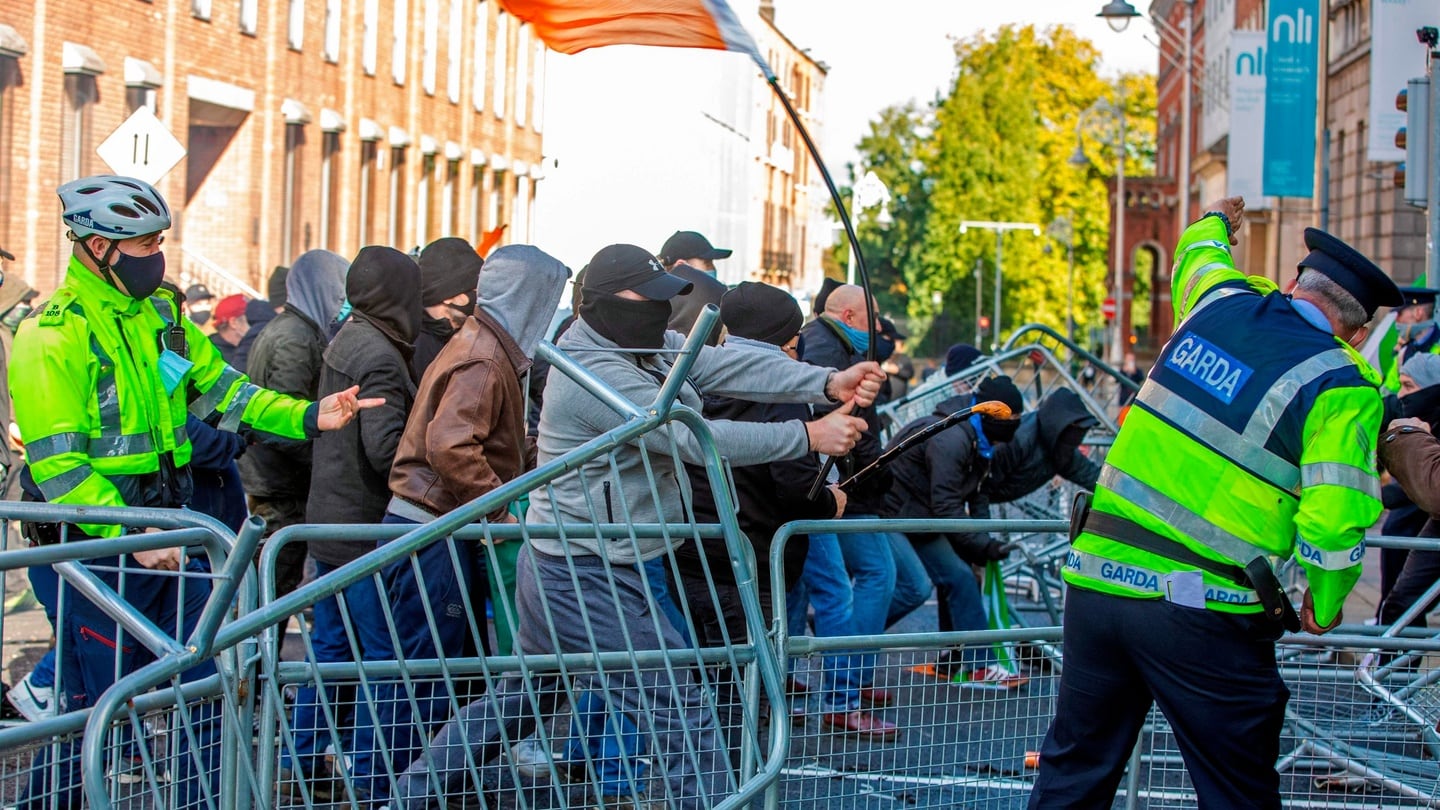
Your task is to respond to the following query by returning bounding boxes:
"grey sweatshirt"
[526,317,834,563]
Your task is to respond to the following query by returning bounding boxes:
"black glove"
[984,539,1015,561]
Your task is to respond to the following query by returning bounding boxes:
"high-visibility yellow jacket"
[10,257,315,537]
[1064,215,1382,626]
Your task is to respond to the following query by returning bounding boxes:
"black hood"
[346,246,422,351]
[1037,389,1100,450]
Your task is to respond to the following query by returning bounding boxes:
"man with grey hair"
[1031,198,1400,808]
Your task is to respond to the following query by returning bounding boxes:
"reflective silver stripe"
[36,465,95,501]
[90,433,156,458]
[1064,548,1260,605]
[217,383,260,432]
[1183,285,1246,323]
[1182,239,1231,255]
[25,432,89,462]
[189,366,245,419]
[1138,379,1300,491]
[91,336,122,433]
[1300,461,1381,499]
[174,425,189,448]
[1100,465,1276,566]
[1294,535,1365,572]
[1181,261,1235,312]
[1240,349,1352,447]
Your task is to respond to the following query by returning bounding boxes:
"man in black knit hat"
[414,237,485,378]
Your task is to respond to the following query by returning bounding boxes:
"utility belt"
[1070,491,1300,632]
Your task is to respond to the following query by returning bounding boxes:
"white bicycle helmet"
[57,175,172,239]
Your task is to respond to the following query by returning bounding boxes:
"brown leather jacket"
[1381,424,1440,517]
[388,309,532,522]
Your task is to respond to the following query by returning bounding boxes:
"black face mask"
[1052,423,1090,465]
[188,307,211,327]
[875,333,896,363]
[581,292,672,351]
[980,415,1020,443]
[112,250,167,301]
[1401,385,1440,430]
[446,292,476,321]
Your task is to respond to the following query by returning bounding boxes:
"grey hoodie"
[286,249,348,330]
[526,317,835,563]
[478,244,569,358]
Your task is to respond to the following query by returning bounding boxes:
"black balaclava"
[581,293,672,351]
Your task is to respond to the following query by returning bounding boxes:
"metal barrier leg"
[1123,739,1143,810]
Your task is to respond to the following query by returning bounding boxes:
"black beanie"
[813,277,843,315]
[945,343,983,376]
[975,375,1024,416]
[720,282,803,346]
[419,237,485,307]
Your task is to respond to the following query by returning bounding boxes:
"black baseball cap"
[582,244,694,300]
[185,283,214,303]
[1296,228,1402,318]
[659,230,732,265]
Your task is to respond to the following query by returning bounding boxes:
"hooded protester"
[240,249,347,597]
[984,388,1101,503]
[1374,353,1440,604]
[414,237,485,379]
[883,375,1030,688]
[281,246,421,799]
[374,245,569,801]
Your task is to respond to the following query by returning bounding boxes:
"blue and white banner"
[1263,0,1321,198]
[1369,0,1438,162]
[1227,31,1267,206]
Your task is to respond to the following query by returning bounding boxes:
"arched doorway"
[1129,241,1167,356]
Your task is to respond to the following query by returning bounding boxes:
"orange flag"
[497,0,773,78]
[476,224,508,258]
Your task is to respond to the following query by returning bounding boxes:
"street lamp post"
[1098,0,1194,231]
[959,220,1042,350]
[1071,95,1128,364]
[1048,216,1076,343]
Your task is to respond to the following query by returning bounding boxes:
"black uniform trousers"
[1029,587,1289,809]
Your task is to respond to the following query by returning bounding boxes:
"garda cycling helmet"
[57,175,172,239]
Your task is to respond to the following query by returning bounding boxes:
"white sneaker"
[7,672,55,721]
[955,665,1030,691]
[509,737,559,780]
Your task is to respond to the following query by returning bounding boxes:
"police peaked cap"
[1296,227,1402,318]
[1397,285,1440,311]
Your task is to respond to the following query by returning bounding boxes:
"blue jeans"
[835,517,895,690]
[373,513,491,798]
[906,533,991,667]
[26,564,59,690]
[643,555,691,646]
[887,532,934,627]
[792,533,856,710]
[283,560,391,786]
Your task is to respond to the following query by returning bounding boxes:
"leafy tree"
[846,25,1157,355]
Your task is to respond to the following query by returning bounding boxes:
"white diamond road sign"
[96,107,186,185]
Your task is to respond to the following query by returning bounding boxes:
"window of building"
[393,0,408,85]
[492,10,507,117]
[62,74,98,181]
[126,86,157,113]
[441,159,460,236]
[472,1,488,112]
[194,0,213,20]
[0,58,17,253]
[324,0,342,62]
[514,175,530,242]
[416,153,435,244]
[359,140,378,245]
[281,124,306,265]
[320,131,341,250]
[389,146,407,247]
[422,0,439,95]
[514,24,529,127]
[532,41,545,132]
[446,0,462,103]
[288,0,305,50]
[470,164,485,240]
[240,0,258,34]
[362,0,378,74]
[489,169,504,235]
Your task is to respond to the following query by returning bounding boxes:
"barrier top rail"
[1001,322,1143,396]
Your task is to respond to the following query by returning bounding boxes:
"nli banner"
[1263,0,1321,198]
[1368,0,1437,162]
[1228,31,1267,206]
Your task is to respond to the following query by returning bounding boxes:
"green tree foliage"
[845,25,1156,354]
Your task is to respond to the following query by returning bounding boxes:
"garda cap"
[1296,227,1402,318]
[1396,285,1440,312]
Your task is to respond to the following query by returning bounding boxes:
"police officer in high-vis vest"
[1029,196,1398,809]
[10,175,382,809]
[1378,286,1440,394]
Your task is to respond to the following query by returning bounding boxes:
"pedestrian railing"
[0,306,1435,809]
